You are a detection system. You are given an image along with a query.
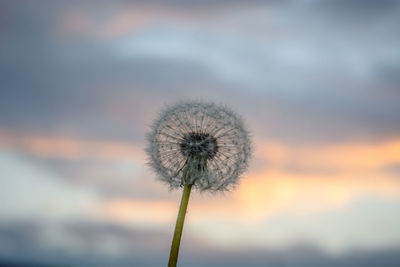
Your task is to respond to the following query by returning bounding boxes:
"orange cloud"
[58,6,153,40]
[2,129,400,226]
[257,140,400,172]
[184,139,400,224]
[100,199,177,224]
[97,169,400,226]
[56,2,247,41]
[233,170,400,222]
[159,169,399,227]
[57,5,222,40]
[0,130,144,161]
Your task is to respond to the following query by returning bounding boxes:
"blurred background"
[1,0,400,266]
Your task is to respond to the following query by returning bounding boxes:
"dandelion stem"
[168,183,192,267]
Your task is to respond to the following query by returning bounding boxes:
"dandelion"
[146,100,251,267]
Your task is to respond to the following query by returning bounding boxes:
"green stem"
[168,183,193,267]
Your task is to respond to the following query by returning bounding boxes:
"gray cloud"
[314,0,400,12]
[0,222,41,258]
[1,0,400,146]
[381,163,400,175]
[0,221,166,266]
[0,220,399,267]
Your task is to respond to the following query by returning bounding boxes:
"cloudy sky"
[1,0,400,266]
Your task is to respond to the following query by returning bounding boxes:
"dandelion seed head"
[146,100,252,192]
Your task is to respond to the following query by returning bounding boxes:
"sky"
[0,0,400,266]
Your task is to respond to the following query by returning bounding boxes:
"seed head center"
[180,132,218,160]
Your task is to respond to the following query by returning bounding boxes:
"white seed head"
[146,100,252,192]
